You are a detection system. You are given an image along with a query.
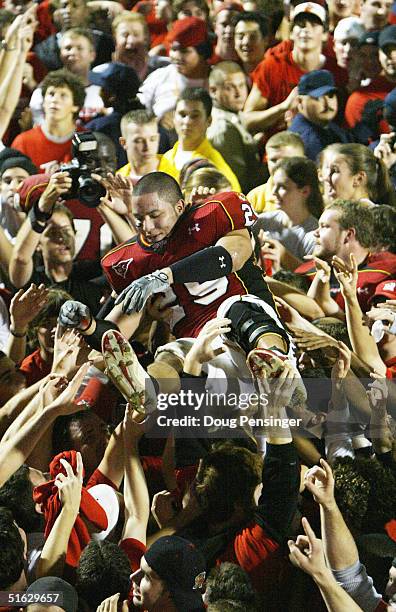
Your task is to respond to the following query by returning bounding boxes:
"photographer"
[9,171,103,314]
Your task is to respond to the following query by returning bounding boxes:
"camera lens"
[78,176,106,208]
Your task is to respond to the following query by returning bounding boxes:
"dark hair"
[0,9,14,38]
[27,287,72,350]
[371,204,396,253]
[41,69,86,119]
[133,171,183,205]
[0,466,41,533]
[195,442,262,523]
[326,199,375,248]
[273,156,324,219]
[312,318,350,346]
[232,11,269,38]
[333,457,396,532]
[272,270,311,292]
[206,563,257,608]
[322,143,396,206]
[52,409,89,456]
[173,0,209,20]
[0,506,25,589]
[177,87,213,118]
[76,541,131,608]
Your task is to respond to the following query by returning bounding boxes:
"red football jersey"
[102,192,271,338]
[295,251,396,313]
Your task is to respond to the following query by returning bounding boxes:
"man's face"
[37,316,58,357]
[68,413,109,477]
[131,556,168,609]
[114,21,147,60]
[132,191,184,244]
[386,565,396,604]
[291,16,326,53]
[360,0,392,30]
[266,144,304,175]
[215,9,236,47]
[53,0,89,30]
[177,0,207,19]
[174,99,211,148]
[319,150,357,201]
[334,36,359,68]
[234,20,268,67]
[43,85,78,124]
[0,354,26,406]
[313,208,344,260]
[379,45,396,79]
[210,71,248,112]
[170,45,203,77]
[40,212,76,265]
[60,34,95,74]
[0,167,30,206]
[120,121,159,167]
[327,0,354,19]
[298,91,338,126]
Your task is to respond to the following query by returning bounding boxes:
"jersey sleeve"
[213,192,258,236]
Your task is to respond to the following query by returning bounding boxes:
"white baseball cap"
[292,2,327,25]
[333,16,365,41]
[87,484,120,541]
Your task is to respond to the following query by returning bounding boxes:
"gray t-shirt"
[253,211,318,260]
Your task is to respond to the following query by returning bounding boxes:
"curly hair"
[76,541,131,608]
[333,456,396,533]
[41,69,86,119]
[195,441,262,524]
[0,466,41,533]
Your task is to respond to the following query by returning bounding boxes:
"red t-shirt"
[385,356,396,378]
[11,126,73,171]
[295,251,396,313]
[102,192,269,338]
[345,76,395,127]
[19,348,51,386]
[252,41,347,136]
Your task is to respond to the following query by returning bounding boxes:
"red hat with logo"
[16,173,51,211]
[369,280,396,305]
[167,17,208,48]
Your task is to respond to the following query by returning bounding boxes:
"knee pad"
[226,300,290,354]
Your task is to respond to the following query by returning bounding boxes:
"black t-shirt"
[29,260,104,315]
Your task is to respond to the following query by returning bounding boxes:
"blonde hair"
[112,11,149,42]
[183,167,232,202]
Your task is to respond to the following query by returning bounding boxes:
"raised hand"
[288,517,329,580]
[52,325,89,378]
[186,318,231,365]
[304,458,336,510]
[10,283,49,334]
[332,253,358,301]
[50,363,90,415]
[54,452,83,516]
[96,593,128,612]
[330,341,351,383]
[93,172,133,216]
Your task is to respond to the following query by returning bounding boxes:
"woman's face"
[319,151,363,201]
[272,168,309,214]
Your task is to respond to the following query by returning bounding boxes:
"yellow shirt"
[247,176,277,213]
[158,138,241,192]
[116,154,166,178]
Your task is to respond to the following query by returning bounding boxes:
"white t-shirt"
[137,63,208,119]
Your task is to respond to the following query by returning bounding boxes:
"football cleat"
[102,329,156,414]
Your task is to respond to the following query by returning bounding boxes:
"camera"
[60,132,106,208]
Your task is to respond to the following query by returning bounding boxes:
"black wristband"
[84,318,120,351]
[170,246,233,284]
[28,201,52,234]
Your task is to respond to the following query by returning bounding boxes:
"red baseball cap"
[215,2,243,15]
[167,17,208,48]
[17,173,51,211]
[369,280,396,305]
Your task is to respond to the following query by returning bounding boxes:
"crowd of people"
[0,0,396,610]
